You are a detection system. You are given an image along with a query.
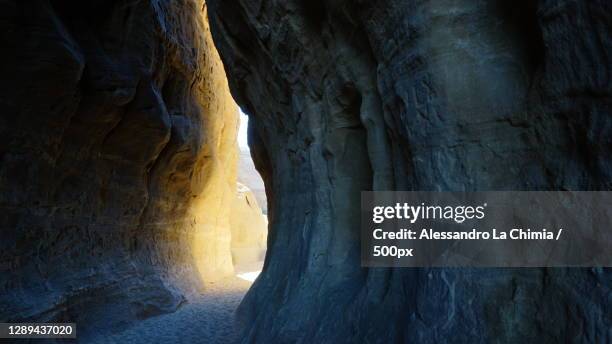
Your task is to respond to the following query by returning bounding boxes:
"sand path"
[89,274,256,344]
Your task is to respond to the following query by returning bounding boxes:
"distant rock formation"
[230,183,267,268]
[238,149,268,214]
[0,0,237,337]
[208,0,612,342]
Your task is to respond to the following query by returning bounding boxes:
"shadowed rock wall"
[208,0,612,342]
[0,0,238,336]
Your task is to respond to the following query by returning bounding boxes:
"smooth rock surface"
[208,0,612,342]
[0,0,238,337]
[230,182,267,267]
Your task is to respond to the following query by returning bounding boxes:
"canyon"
[0,0,264,339]
[0,0,611,343]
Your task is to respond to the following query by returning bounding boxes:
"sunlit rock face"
[0,0,237,336]
[238,149,268,214]
[230,182,267,267]
[208,0,612,342]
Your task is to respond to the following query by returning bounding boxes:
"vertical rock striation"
[0,0,238,336]
[208,0,612,342]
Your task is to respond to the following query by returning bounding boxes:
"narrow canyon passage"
[1,0,270,342]
[86,112,268,344]
[1,0,611,343]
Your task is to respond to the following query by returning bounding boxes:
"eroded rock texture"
[0,0,238,336]
[209,0,612,342]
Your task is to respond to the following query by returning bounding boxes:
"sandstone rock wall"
[230,182,267,268]
[208,0,612,342]
[238,149,268,214]
[0,0,237,336]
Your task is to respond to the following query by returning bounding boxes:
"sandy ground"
[88,273,258,344]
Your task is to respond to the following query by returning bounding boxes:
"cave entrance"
[232,109,268,282]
